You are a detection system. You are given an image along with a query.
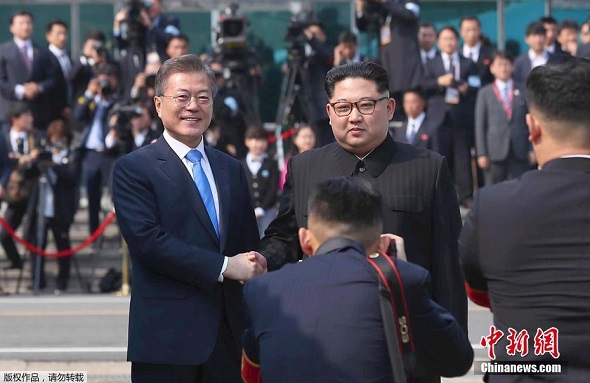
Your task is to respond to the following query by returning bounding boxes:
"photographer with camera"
[0,102,43,272]
[113,0,180,63]
[105,101,158,155]
[72,63,122,240]
[69,30,111,104]
[32,119,80,294]
[355,0,422,120]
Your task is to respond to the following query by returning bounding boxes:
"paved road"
[0,295,492,382]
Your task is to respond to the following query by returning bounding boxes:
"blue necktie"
[186,149,219,237]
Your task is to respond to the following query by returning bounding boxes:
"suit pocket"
[389,195,424,213]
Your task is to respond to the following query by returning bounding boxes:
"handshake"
[223,251,268,282]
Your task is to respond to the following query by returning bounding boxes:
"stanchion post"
[118,237,131,296]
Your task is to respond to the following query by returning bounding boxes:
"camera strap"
[367,252,416,382]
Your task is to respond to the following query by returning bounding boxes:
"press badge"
[468,75,481,88]
[380,16,392,45]
[445,87,460,104]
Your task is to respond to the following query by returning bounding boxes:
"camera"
[215,3,249,74]
[145,73,156,89]
[284,10,316,64]
[122,0,148,50]
[97,77,113,97]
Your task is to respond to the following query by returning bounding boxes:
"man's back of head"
[526,57,590,165]
[300,177,383,255]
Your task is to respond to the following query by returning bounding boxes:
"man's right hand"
[223,252,267,282]
[437,73,454,87]
[477,156,490,170]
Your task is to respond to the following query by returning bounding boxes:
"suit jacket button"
[359,167,366,173]
[253,182,258,188]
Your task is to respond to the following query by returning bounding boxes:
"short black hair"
[437,25,459,39]
[403,87,426,101]
[95,62,120,79]
[338,31,357,44]
[168,33,190,45]
[244,125,267,140]
[84,29,106,43]
[420,22,436,32]
[46,19,68,34]
[10,11,33,25]
[491,50,514,64]
[527,56,590,126]
[325,61,389,99]
[459,16,481,28]
[540,16,558,25]
[558,19,579,35]
[308,177,383,250]
[525,21,546,37]
[6,101,31,122]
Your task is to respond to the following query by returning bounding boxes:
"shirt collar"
[163,129,209,164]
[463,42,481,57]
[48,44,66,57]
[408,112,426,128]
[495,79,513,89]
[246,152,267,163]
[332,134,396,178]
[442,51,459,62]
[13,37,31,49]
[528,49,548,61]
[315,237,366,257]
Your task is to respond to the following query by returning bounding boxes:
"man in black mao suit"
[392,88,447,154]
[260,62,467,338]
[0,11,59,130]
[460,57,590,381]
[460,16,495,87]
[112,54,266,383]
[421,26,479,206]
[243,177,473,383]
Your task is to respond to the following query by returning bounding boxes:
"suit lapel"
[206,146,230,252]
[156,138,220,245]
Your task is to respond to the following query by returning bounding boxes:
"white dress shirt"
[420,48,436,65]
[463,43,481,63]
[442,51,460,79]
[528,49,549,69]
[9,129,29,154]
[163,130,227,281]
[406,112,425,143]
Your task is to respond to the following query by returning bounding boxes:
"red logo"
[481,326,560,360]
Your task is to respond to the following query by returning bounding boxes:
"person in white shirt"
[45,19,72,118]
[418,22,437,67]
[513,21,550,84]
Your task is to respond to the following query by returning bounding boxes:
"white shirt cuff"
[218,256,229,282]
[14,84,25,100]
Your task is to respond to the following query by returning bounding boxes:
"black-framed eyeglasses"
[329,96,389,117]
[159,92,212,108]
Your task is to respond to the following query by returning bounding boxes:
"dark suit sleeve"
[112,155,225,290]
[474,87,488,157]
[421,61,443,97]
[0,135,11,187]
[400,260,474,377]
[37,48,59,94]
[432,156,468,330]
[458,191,491,308]
[261,160,279,211]
[0,46,17,100]
[259,157,303,271]
[241,282,262,383]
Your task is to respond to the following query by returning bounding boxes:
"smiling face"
[154,71,213,148]
[326,77,394,157]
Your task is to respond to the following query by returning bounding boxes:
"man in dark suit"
[0,11,60,131]
[72,63,122,239]
[0,102,41,271]
[421,26,480,207]
[112,54,266,383]
[355,0,423,120]
[540,16,562,55]
[392,88,447,154]
[460,16,495,87]
[260,62,467,333]
[475,51,533,185]
[514,22,551,84]
[243,177,473,383]
[460,57,590,381]
[45,19,73,119]
[418,22,437,68]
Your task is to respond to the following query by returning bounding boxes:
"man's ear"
[527,113,542,143]
[298,227,315,257]
[154,95,162,117]
[387,98,396,120]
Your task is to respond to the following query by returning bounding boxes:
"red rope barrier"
[0,211,117,258]
[267,127,296,143]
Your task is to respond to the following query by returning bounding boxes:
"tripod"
[274,55,308,171]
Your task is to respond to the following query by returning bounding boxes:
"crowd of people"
[1,1,590,382]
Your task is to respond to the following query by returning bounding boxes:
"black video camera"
[110,104,144,144]
[123,0,148,49]
[216,3,249,73]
